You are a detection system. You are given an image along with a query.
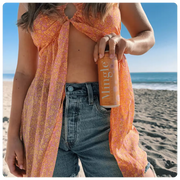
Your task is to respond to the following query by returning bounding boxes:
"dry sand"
[2,81,177,177]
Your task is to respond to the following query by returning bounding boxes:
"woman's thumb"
[16,149,24,169]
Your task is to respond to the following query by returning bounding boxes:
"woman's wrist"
[7,122,20,139]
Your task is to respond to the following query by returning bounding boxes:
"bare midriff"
[58,3,99,83]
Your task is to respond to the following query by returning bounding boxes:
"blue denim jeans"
[52,82,150,177]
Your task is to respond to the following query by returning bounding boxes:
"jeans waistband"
[65,82,99,105]
[65,82,99,95]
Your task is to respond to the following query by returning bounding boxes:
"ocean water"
[131,72,177,91]
[3,72,177,91]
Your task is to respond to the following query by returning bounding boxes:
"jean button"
[68,86,74,91]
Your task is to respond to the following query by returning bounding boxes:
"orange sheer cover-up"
[20,3,148,177]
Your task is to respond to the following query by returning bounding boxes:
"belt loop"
[85,83,94,105]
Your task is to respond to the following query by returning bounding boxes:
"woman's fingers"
[93,43,99,62]
[5,137,26,177]
[7,156,23,177]
[98,36,110,58]
[93,33,131,63]
[108,36,119,58]
[16,148,24,170]
[94,33,120,62]
[94,36,109,62]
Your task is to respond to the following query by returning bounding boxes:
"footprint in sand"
[165,160,175,169]
[145,145,153,150]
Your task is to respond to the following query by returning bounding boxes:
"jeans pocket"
[94,95,111,116]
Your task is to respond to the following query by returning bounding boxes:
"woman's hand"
[5,136,26,177]
[94,33,133,62]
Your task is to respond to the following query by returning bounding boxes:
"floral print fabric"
[20,3,148,177]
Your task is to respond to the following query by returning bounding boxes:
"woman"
[5,3,155,177]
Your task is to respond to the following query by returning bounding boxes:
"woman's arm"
[94,3,155,61]
[8,3,38,137]
[119,3,155,55]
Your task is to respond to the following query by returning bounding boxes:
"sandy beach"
[2,81,177,177]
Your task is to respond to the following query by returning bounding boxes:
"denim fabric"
[52,82,150,177]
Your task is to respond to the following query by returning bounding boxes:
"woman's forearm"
[8,72,34,138]
[127,30,155,55]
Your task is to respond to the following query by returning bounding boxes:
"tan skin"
[5,3,155,177]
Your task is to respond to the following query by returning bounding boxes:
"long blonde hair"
[17,3,114,31]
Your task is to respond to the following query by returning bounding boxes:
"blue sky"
[2,3,177,73]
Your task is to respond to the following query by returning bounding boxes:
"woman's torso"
[58,3,119,83]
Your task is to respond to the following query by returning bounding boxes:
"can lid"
[105,45,109,52]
